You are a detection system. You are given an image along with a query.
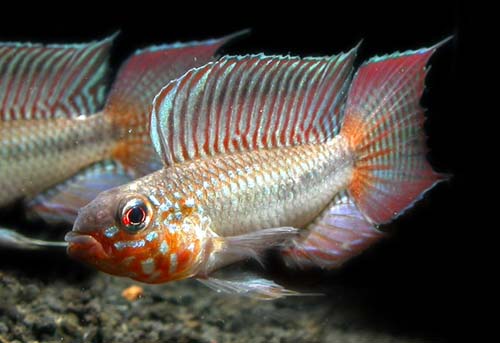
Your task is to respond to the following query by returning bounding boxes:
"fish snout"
[72,200,116,234]
[73,208,98,233]
[66,201,114,260]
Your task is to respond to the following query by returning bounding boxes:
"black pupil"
[128,206,145,225]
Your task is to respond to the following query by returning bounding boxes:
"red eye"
[122,206,146,226]
[118,198,150,234]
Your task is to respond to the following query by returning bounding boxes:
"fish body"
[70,137,353,282]
[148,136,353,238]
[0,32,243,230]
[67,40,449,298]
[0,114,112,206]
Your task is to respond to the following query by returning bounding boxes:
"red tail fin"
[341,41,448,224]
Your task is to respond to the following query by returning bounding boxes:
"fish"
[0,31,245,248]
[66,39,449,299]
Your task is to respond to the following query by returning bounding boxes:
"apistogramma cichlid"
[66,39,449,299]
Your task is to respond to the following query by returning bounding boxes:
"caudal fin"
[282,41,450,269]
[341,41,449,224]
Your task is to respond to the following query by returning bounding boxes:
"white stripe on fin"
[0,35,114,120]
[150,47,358,166]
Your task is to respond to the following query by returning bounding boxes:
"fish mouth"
[65,231,110,260]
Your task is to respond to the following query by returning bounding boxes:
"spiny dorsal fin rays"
[0,34,115,120]
[151,46,358,166]
[105,31,248,176]
[104,30,249,128]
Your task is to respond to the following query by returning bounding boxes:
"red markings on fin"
[105,31,246,123]
[282,193,382,269]
[341,42,448,224]
[151,46,358,165]
[0,35,114,120]
[106,32,245,174]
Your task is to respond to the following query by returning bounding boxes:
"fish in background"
[0,31,244,248]
[66,39,449,299]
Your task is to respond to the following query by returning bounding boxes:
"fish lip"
[65,231,110,260]
[64,231,93,244]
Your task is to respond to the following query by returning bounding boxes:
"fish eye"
[117,196,151,234]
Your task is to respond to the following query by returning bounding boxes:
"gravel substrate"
[0,233,451,343]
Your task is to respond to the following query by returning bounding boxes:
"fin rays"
[342,46,443,224]
[0,36,113,120]
[151,48,358,166]
[104,32,243,175]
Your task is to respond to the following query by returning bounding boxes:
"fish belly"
[172,135,354,237]
[0,116,113,206]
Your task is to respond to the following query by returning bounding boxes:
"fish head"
[65,180,211,283]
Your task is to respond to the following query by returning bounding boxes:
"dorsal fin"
[104,31,246,125]
[104,31,245,176]
[151,47,358,166]
[0,35,114,120]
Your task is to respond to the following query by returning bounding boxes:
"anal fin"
[27,162,132,224]
[282,192,383,269]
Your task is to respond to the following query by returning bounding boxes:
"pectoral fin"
[203,227,300,274]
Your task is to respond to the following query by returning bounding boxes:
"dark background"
[1,2,465,341]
